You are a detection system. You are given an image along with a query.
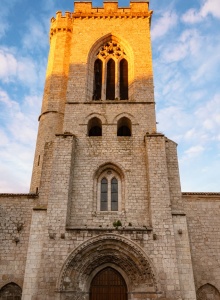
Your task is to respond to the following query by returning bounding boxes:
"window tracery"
[98,169,121,211]
[97,41,126,59]
[93,40,128,101]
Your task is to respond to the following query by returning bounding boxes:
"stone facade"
[0,1,220,299]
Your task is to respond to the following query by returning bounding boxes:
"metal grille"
[90,267,127,300]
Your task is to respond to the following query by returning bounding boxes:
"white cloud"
[0,89,40,192]
[22,18,48,51]
[182,0,220,24]
[162,29,202,63]
[0,47,43,87]
[0,0,18,38]
[0,48,18,80]
[151,11,178,40]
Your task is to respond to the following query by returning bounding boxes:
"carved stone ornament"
[97,41,126,59]
[57,234,158,293]
[197,283,220,300]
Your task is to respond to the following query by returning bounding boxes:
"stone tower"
[1,1,220,299]
[21,1,198,299]
[3,0,220,299]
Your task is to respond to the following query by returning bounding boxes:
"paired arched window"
[87,116,132,137]
[101,177,118,211]
[98,169,121,211]
[93,41,128,100]
[88,117,102,136]
[117,117,131,136]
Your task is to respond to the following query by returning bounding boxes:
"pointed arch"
[106,58,115,100]
[197,283,220,300]
[57,234,158,294]
[90,267,127,300]
[86,33,134,101]
[93,59,102,100]
[120,58,128,100]
[95,163,123,212]
[0,282,22,299]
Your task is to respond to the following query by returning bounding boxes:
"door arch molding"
[57,234,159,294]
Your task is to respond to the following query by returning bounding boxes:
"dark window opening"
[111,177,118,211]
[106,59,115,100]
[101,178,108,211]
[117,117,131,136]
[37,155,40,166]
[93,59,102,100]
[120,59,128,100]
[88,117,102,136]
[0,282,22,300]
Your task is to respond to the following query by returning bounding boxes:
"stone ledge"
[0,193,38,198]
[67,101,155,104]
[182,192,220,195]
[66,226,153,231]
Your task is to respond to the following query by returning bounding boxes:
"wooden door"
[90,267,127,300]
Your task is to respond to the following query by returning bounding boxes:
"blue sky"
[0,0,219,193]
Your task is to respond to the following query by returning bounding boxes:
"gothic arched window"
[0,282,22,299]
[106,59,115,100]
[88,117,102,136]
[117,117,131,136]
[111,177,118,211]
[92,41,128,100]
[93,59,102,100]
[120,59,128,100]
[101,178,108,211]
[98,169,121,211]
[197,283,220,300]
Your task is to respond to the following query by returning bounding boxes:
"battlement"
[50,0,152,37]
[73,1,150,15]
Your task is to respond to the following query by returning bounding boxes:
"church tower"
[22,1,197,299]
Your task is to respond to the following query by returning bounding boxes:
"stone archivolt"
[197,284,220,300]
[58,234,157,293]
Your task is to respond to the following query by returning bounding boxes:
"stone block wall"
[184,193,220,293]
[0,194,36,290]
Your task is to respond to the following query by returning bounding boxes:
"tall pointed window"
[111,178,118,211]
[92,40,128,100]
[106,59,115,100]
[97,169,121,211]
[120,59,128,100]
[101,178,108,211]
[93,59,102,100]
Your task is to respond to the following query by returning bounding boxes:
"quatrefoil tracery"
[97,41,126,59]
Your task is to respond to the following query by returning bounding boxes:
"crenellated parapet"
[50,1,153,40]
[50,11,73,40]
[72,1,152,17]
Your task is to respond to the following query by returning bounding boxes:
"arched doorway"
[90,267,127,300]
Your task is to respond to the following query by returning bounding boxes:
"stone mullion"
[102,61,107,100]
[115,60,119,99]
